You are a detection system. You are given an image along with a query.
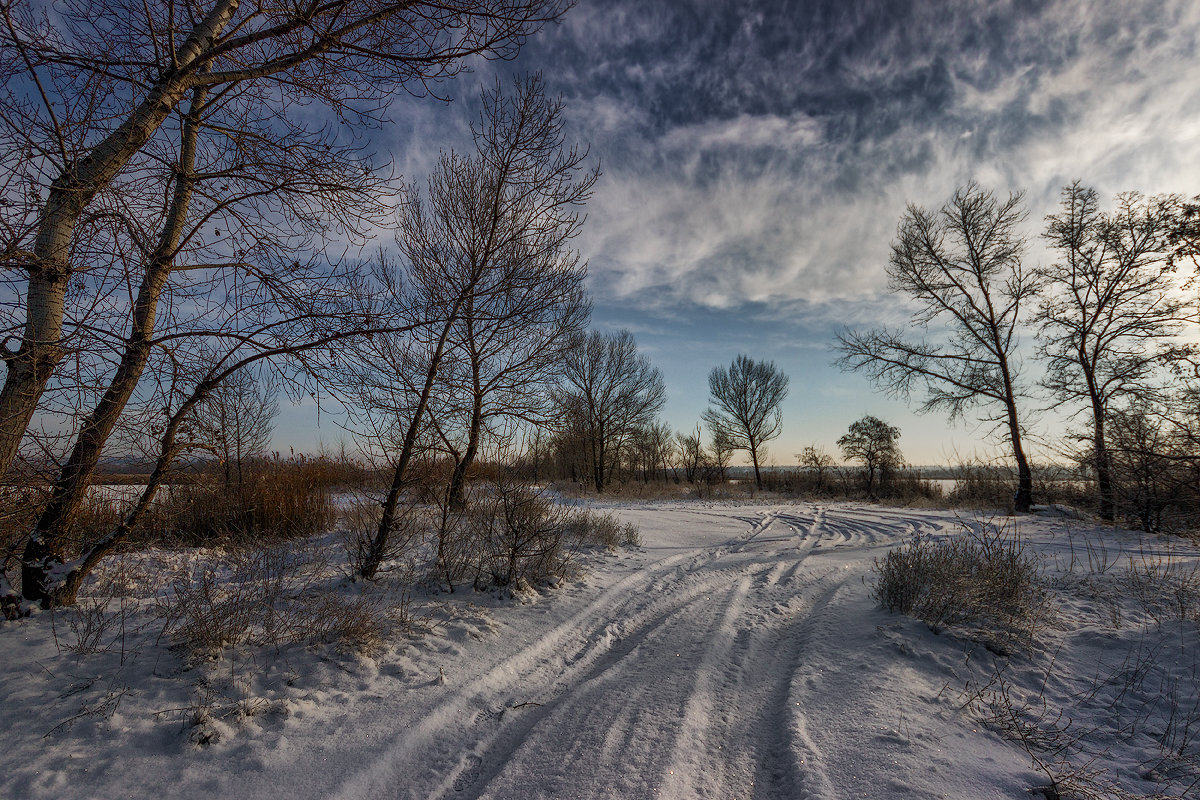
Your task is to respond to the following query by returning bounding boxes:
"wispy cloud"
[518,0,1200,324]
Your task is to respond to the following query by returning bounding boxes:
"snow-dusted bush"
[471,480,568,588]
[561,508,641,549]
[872,521,1050,650]
[163,543,385,656]
[431,480,642,592]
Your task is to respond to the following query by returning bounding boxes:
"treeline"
[837,182,1200,528]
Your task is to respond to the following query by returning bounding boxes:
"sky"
[296,0,1200,467]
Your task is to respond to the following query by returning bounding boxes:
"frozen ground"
[3,501,1199,799]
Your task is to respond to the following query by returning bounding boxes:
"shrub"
[472,481,566,588]
[162,543,385,656]
[430,479,642,592]
[142,458,336,546]
[341,494,425,579]
[872,519,1050,651]
[561,508,642,549]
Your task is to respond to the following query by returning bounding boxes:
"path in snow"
[327,503,1030,800]
[4,502,1040,800]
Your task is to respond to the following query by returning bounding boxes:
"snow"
[3,501,1199,799]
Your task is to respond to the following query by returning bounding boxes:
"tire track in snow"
[446,571,771,800]
[331,529,806,800]
[332,503,917,800]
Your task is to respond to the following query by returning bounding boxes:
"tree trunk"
[1008,406,1034,513]
[593,434,605,493]
[1086,380,1115,522]
[0,2,239,477]
[21,88,207,605]
[995,342,1032,513]
[447,396,483,511]
[361,315,459,580]
[750,443,762,491]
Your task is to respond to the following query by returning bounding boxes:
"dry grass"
[160,543,386,657]
[139,459,336,547]
[873,518,1051,652]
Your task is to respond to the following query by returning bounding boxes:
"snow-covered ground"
[3,501,1199,799]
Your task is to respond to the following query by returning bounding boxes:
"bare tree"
[798,444,835,493]
[428,76,595,510]
[353,75,594,578]
[1039,184,1194,521]
[706,427,736,483]
[0,0,565,478]
[14,94,404,605]
[627,420,675,483]
[675,424,706,484]
[836,182,1039,512]
[702,354,788,491]
[555,329,665,492]
[837,415,902,499]
[194,367,279,489]
[10,311,414,610]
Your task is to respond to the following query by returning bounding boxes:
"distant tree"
[194,368,279,490]
[706,428,737,483]
[837,416,902,498]
[556,330,666,492]
[675,425,707,483]
[628,421,675,483]
[702,355,789,490]
[1039,183,1193,521]
[836,182,1039,511]
[798,445,835,493]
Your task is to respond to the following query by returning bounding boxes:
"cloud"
[521,0,1200,327]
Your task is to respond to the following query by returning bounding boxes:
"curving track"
[321,503,1030,800]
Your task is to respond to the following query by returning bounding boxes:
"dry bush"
[471,481,567,588]
[947,462,1016,510]
[561,508,642,549]
[431,479,640,592]
[1124,546,1200,626]
[162,544,385,656]
[141,459,336,546]
[961,665,1121,800]
[873,519,1051,651]
[49,559,154,660]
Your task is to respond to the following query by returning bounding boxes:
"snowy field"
[3,501,1200,799]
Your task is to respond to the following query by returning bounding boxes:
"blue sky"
[292,0,1200,466]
